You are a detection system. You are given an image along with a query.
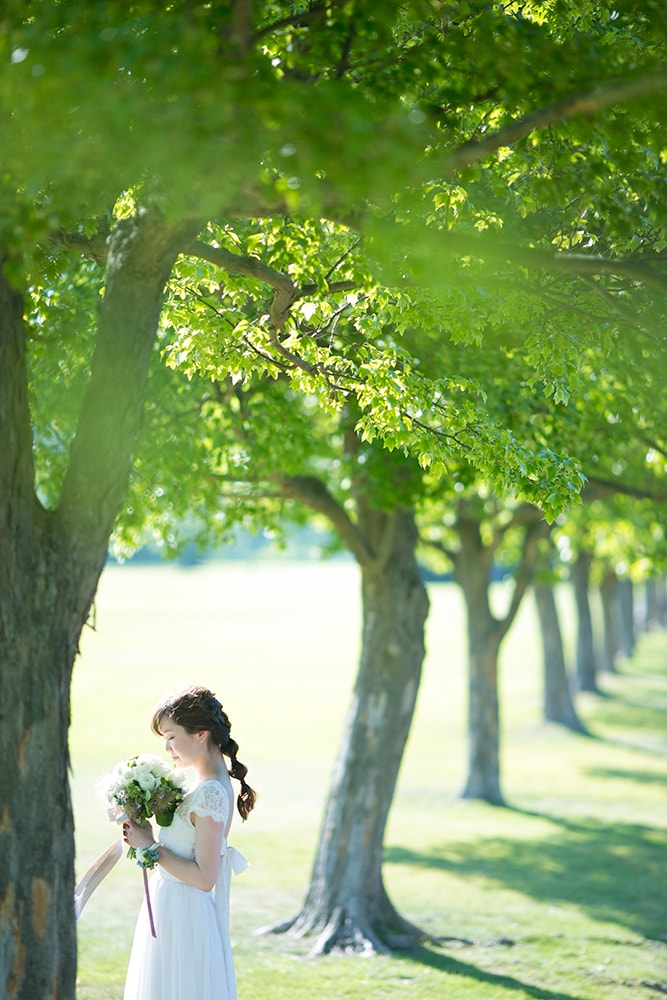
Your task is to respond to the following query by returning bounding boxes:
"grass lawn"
[71,561,667,999]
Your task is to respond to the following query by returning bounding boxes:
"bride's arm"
[123,816,223,892]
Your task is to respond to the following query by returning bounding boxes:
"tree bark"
[265,505,429,953]
[455,509,543,804]
[599,569,619,673]
[572,550,598,692]
[616,577,635,658]
[0,259,79,1000]
[644,577,658,631]
[455,516,503,803]
[0,213,194,999]
[533,582,586,732]
[657,576,667,627]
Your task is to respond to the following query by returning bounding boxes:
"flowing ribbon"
[74,838,123,920]
[143,867,157,938]
[214,844,249,999]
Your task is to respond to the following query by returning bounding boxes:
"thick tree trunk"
[0,557,103,999]
[616,577,635,658]
[599,569,618,673]
[533,583,585,732]
[572,551,598,693]
[0,214,194,999]
[0,260,79,999]
[266,509,429,953]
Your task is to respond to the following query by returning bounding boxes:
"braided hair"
[151,685,257,820]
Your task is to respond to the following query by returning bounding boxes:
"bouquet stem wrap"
[143,868,157,938]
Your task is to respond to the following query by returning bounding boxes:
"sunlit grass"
[72,563,667,999]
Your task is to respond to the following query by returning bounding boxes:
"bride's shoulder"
[186,778,231,822]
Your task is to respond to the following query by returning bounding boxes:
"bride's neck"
[195,745,226,783]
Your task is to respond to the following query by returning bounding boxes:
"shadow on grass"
[385,817,666,942]
[584,764,666,785]
[585,694,667,736]
[623,633,667,675]
[575,656,667,754]
[396,944,588,1000]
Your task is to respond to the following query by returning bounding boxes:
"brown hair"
[151,685,256,820]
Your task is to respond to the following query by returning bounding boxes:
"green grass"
[71,562,667,999]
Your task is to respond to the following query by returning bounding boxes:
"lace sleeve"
[188,780,230,824]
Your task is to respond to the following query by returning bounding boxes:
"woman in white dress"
[122,685,256,1000]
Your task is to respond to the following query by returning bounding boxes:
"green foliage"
[9,0,667,548]
[3,0,665,220]
[26,248,102,504]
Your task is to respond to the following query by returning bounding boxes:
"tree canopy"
[15,1,667,530]
[3,0,667,994]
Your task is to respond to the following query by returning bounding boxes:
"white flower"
[135,769,158,792]
[135,754,155,768]
[112,763,134,783]
[99,753,186,828]
[170,768,187,788]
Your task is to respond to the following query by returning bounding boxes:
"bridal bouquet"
[94,754,187,939]
[102,753,186,831]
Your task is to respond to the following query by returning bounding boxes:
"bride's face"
[159,717,207,769]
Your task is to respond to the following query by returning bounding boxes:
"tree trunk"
[456,521,503,804]
[599,569,618,673]
[0,259,79,999]
[462,623,503,803]
[455,509,543,804]
[0,214,194,998]
[657,576,667,626]
[0,554,105,999]
[266,508,429,953]
[533,583,585,732]
[616,577,635,658]
[644,577,658,631]
[572,551,598,692]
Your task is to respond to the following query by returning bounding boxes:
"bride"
[122,685,256,1000]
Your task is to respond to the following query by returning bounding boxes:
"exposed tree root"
[460,782,506,806]
[258,890,428,956]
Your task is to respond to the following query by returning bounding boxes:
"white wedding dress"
[123,777,248,1000]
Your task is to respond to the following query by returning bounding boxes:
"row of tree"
[2,1,667,995]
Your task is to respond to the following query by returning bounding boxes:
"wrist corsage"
[135,843,161,870]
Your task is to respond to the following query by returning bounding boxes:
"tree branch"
[301,279,359,296]
[421,227,667,293]
[253,0,346,43]
[187,239,360,331]
[275,473,375,566]
[370,510,399,575]
[231,0,254,57]
[57,212,199,555]
[582,279,666,343]
[441,68,667,176]
[187,239,300,329]
[498,519,547,640]
[50,225,111,266]
[187,239,296,296]
[583,476,667,503]
[541,251,667,294]
[420,536,458,566]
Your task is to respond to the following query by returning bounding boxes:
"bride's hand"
[122,818,155,850]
